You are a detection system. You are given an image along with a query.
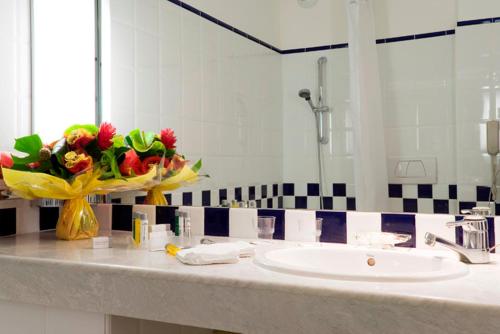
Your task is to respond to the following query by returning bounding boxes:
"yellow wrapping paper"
[144,165,199,205]
[2,167,159,240]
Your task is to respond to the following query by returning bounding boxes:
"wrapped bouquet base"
[57,197,98,240]
[144,164,200,206]
[2,167,158,240]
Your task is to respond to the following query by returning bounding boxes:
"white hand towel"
[176,241,255,265]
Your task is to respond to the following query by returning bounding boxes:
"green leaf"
[191,159,202,173]
[11,134,43,165]
[64,124,99,136]
[126,129,166,154]
[112,135,125,148]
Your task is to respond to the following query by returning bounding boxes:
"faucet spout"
[425,232,490,264]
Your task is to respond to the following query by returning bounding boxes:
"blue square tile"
[455,215,464,246]
[165,193,172,205]
[258,209,285,240]
[135,196,146,204]
[219,189,227,204]
[202,190,211,206]
[346,197,356,211]
[433,200,449,214]
[403,199,418,213]
[111,198,122,204]
[267,198,273,208]
[156,206,178,232]
[256,200,262,208]
[307,183,320,196]
[249,186,256,200]
[316,211,346,243]
[273,184,278,197]
[388,184,403,198]
[204,208,229,237]
[295,196,307,209]
[332,183,346,197]
[278,197,283,209]
[322,197,333,210]
[261,185,268,198]
[418,184,433,198]
[449,185,457,200]
[459,201,476,212]
[381,213,416,247]
[182,192,192,206]
[487,217,496,253]
[112,205,133,231]
[235,187,242,201]
[40,207,58,231]
[476,186,491,202]
[0,208,16,236]
[283,183,294,196]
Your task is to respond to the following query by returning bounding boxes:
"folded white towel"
[176,241,255,265]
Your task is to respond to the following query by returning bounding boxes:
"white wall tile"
[346,212,382,244]
[179,206,205,236]
[284,210,316,242]
[132,204,156,225]
[229,208,257,238]
[415,214,455,249]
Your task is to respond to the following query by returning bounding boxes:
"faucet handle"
[446,215,487,228]
[461,207,491,216]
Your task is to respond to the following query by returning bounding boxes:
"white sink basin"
[255,246,468,282]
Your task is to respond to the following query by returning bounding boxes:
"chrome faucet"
[425,208,490,264]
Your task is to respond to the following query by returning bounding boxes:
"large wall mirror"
[11,0,500,215]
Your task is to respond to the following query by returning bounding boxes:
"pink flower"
[97,122,116,150]
[160,128,176,150]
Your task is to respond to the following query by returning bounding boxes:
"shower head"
[298,89,311,101]
[298,88,316,110]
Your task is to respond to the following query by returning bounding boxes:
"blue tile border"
[167,0,500,56]
[457,17,500,27]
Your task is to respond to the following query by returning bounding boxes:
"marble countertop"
[0,231,499,334]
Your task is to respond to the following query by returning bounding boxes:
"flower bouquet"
[0,123,162,240]
[123,128,202,206]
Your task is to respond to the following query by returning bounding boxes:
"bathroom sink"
[254,246,468,282]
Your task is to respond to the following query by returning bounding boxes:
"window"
[32,0,97,140]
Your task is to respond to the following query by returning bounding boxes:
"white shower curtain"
[345,0,388,212]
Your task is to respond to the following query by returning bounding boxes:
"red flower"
[0,152,13,178]
[66,128,95,150]
[141,156,161,174]
[119,150,144,176]
[64,151,93,174]
[160,128,176,150]
[97,122,116,150]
